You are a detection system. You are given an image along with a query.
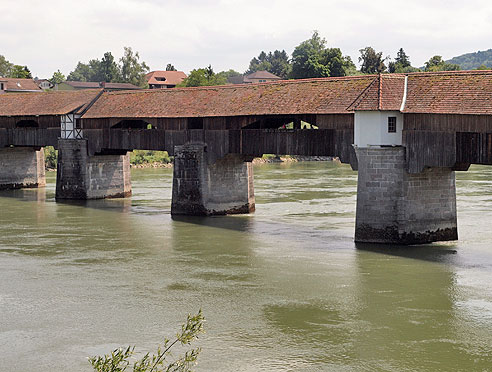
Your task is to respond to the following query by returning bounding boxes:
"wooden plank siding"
[456,132,492,165]
[404,113,492,132]
[0,115,61,129]
[403,131,456,173]
[83,129,341,159]
[0,128,60,148]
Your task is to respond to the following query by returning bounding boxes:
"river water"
[1,162,492,371]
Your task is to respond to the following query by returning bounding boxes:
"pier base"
[56,139,131,200]
[355,147,457,245]
[0,147,45,190]
[171,143,255,215]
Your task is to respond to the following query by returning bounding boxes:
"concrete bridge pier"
[0,147,46,190]
[171,143,255,215]
[56,139,131,200]
[354,147,458,245]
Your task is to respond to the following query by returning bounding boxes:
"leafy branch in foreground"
[89,310,204,372]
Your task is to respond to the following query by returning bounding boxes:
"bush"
[89,310,204,372]
[44,146,58,169]
[130,150,173,165]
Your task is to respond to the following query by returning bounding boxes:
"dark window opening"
[388,117,397,133]
[112,120,151,129]
[189,118,203,129]
[16,120,39,128]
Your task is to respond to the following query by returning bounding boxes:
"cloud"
[0,0,491,77]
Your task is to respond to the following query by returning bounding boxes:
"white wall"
[354,111,403,147]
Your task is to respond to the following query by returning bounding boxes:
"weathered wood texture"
[83,129,343,160]
[0,115,61,129]
[456,132,492,165]
[404,113,492,132]
[0,128,59,148]
[403,130,456,173]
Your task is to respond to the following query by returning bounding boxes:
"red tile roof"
[403,70,492,115]
[82,76,375,119]
[62,81,140,90]
[348,74,405,111]
[146,71,187,86]
[0,89,103,116]
[0,78,42,92]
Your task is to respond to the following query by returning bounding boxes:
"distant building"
[0,78,42,93]
[146,71,187,89]
[56,81,141,91]
[227,70,282,85]
[35,79,54,90]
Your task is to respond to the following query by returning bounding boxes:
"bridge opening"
[112,120,153,129]
[16,120,38,128]
[188,118,203,129]
[242,117,318,130]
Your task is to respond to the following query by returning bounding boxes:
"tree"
[388,48,420,73]
[424,55,460,72]
[320,48,356,77]
[100,52,120,82]
[120,47,150,87]
[67,62,92,81]
[290,31,354,79]
[166,64,177,71]
[10,65,32,79]
[89,310,204,372]
[291,31,330,79]
[359,47,386,74]
[50,70,65,84]
[179,66,227,87]
[247,50,291,79]
[0,55,13,77]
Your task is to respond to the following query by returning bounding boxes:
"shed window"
[388,117,397,133]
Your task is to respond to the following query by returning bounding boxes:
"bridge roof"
[81,75,375,119]
[349,71,492,115]
[403,70,492,115]
[0,89,102,117]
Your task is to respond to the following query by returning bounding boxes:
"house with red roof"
[0,78,42,93]
[145,71,187,89]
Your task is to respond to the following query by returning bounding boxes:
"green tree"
[476,64,490,70]
[179,66,227,87]
[166,64,177,71]
[359,47,386,74]
[67,61,92,81]
[0,55,13,77]
[119,46,150,87]
[291,31,330,79]
[291,31,354,79]
[10,65,32,79]
[424,55,460,72]
[388,48,421,73]
[100,52,120,82]
[90,310,204,372]
[50,69,65,84]
[320,48,356,77]
[247,50,291,79]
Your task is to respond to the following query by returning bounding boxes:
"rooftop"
[0,78,42,92]
[145,71,187,86]
[0,89,102,116]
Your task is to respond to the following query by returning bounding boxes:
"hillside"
[446,49,492,70]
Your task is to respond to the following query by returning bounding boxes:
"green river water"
[0,162,491,371]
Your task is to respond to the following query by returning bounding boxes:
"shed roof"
[0,89,103,116]
[82,75,375,119]
[244,71,281,80]
[348,74,405,111]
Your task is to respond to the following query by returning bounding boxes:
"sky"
[1,0,491,78]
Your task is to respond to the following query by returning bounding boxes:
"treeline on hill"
[2,31,491,88]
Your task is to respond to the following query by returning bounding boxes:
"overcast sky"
[1,0,491,78]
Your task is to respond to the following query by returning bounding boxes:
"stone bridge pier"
[56,139,131,200]
[0,147,46,190]
[354,147,458,245]
[171,142,255,215]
